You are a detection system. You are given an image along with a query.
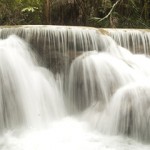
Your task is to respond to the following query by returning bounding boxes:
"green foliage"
[0,0,149,28]
[90,0,150,28]
[0,0,42,25]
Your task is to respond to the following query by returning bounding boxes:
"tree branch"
[91,0,121,23]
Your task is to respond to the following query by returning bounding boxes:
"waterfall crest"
[106,29,150,54]
[0,26,110,72]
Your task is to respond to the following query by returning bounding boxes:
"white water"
[107,29,150,54]
[0,27,150,150]
[1,118,150,150]
[0,35,66,131]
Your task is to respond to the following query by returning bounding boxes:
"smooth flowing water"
[0,26,150,150]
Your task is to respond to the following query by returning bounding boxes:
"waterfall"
[106,29,150,54]
[0,26,150,150]
[99,82,150,142]
[0,26,110,72]
[0,35,66,132]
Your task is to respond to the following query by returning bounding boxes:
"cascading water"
[0,26,150,150]
[0,26,109,72]
[0,34,66,130]
[106,29,150,54]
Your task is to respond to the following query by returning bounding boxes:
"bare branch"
[95,0,121,22]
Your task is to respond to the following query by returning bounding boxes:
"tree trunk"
[43,0,51,24]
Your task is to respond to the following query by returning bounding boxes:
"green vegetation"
[0,0,149,28]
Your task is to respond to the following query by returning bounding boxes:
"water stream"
[0,26,150,150]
